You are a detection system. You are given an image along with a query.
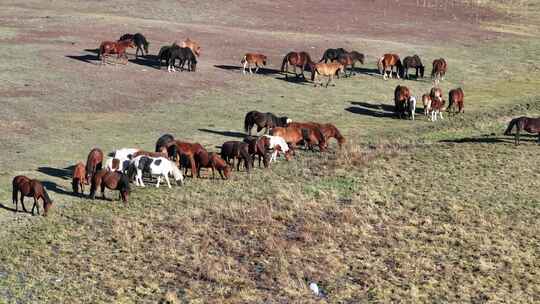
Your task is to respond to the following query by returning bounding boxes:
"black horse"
[402,55,425,79]
[118,33,149,58]
[244,111,291,135]
[157,44,174,68]
[319,48,348,63]
[155,134,178,160]
[168,46,197,72]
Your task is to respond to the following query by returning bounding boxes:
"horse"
[243,136,271,168]
[244,111,291,135]
[270,126,327,152]
[319,48,348,63]
[118,33,149,58]
[448,88,465,113]
[262,135,293,162]
[182,38,201,57]
[422,94,432,117]
[196,152,232,179]
[378,54,404,80]
[12,176,53,216]
[281,51,314,79]
[157,44,175,68]
[168,46,197,72]
[105,157,121,172]
[319,123,346,148]
[430,87,443,102]
[394,85,411,119]
[241,53,267,74]
[220,141,252,173]
[337,51,365,77]
[428,98,445,122]
[174,141,207,177]
[504,117,540,145]
[286,122,329,151]
[89,170,130,203]
[129,156,183,188]
[408,96,417,121]
[72,162,87,195]
[432,58,447,84]
[86,148,104,182]
[403,55,425,79]
[97,40,134,65]
[311,62,344,87]
[108,148,140,173]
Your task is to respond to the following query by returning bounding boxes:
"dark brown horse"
[86,148,104,183]
[394,85,411,119]
[337,51,365,77]
[12,176,53,216]
[220,141,252,173]
[431,58,447,84]
[448,88,464,113]
[244,111,291,135]
[174,141,207,177]
[378,54,404,80]
[504,117,540,145]
[403,55,425,79]
[281,51,314,79]
[243,136,271,168]
[89,170,130,203]
[196,152,232,179]
[97,40,134,65]
[72,162,87,195]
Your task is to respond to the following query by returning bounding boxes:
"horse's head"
[42,189,53,216]
[171,162,184,184]
[223,165,232,179]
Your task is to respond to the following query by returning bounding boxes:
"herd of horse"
[10,33,540,217]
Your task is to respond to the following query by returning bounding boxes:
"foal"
[72,162,87,195]
[241,53,267,74]
[12,176,53,216]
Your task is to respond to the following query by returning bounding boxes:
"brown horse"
[311,62,344,87]
[422,94,432,117]
[281,51,314,79]
[89,170,130,203]
[319,123,346,148]
[243,136,271,168]
[430,87,443,102]
[197,152,232,179]
[12,176,53,216]
[431,58,447,84]
[504,117,540,145]
[271,126,327,152]
[182,38,201,57]
[220,141,252,173]
[241,53,267,74]
[337,51,365,77]
[86,148,104,183]
[448,88,464,113]
[394,85,411,119]
[378,54,404,80]
[174,141,207,177]
[72,162,87,195]
[97,40,134,65]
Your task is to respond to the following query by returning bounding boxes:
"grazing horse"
[97,40,134,65]
[271,126,327,152]
[72,162,87,195]
[337,51,365,77]
[263,135,293,162]
[108,148,140,173]
[281,51,314,79]
[428,98,445,122]
[168,46,197,72]
[90,170,130,203]
[320,48,348,63]
[504,117,540,145]
[155,133,178,162]
[182,38,201,57]
[403,55,425,79]
[287,122,330,151]
[129,156,183,188]
[243,136,271,168]
[157,44,175,68]
[12,176,53,216]
[197,152,232,179]
[422,94,432,117]
[118,33,149,58]
[220,141,252,173]
[86,148,104,182]
[448,88,465,113]
[394,85,411,119]
[319,123,346,148]
[432,58,447,84]
[244,110,291,135]
[241,53,267,74]
[378,54,404,80]
[311,62,345,87]
[174,141,207,178]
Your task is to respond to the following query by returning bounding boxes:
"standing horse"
[430,87,443,102]
[428,98,445,122]
[281,51,314,80]
[129,156,183,188]
[286,122,329,151]
[72,162,87,195]
[403,55,425,79]
[422,94,432,117]
[97,40,134,65]
[378,54,404,80]
[182,38,201,57]
[448,88,465,113]
[504,117,540,145]
[320,48,348,63]
[394,85,411,119]
[157,44,176,68]
[271,126,327,152]
[263,135,293,162]
[220,141,252,173]
[244,111,291,135]
[319,123,346,148]
[311,62,344,87]
[241,53,267,74]
[89,170,130,203]
[337,51,365,77]
[86,148,104,182]
[174,141,207,178]
[168,47,197,72]
[118,33,149,58]
[431,58,447,84]
[12,176,53,216]
[243,136,271,168]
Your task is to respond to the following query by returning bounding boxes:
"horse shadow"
[214,65,281,76]
[440,134,537,144]
[274,75,310,85]
[66,54,99,65]
[42,181,81,198]
[37,166,75,180]
[346,101,395,118]
[198,128,246,138]
[0,202,19,213]
[129,55,160,69]
[351,67,380,77]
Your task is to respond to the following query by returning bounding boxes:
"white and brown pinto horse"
[241,53,267,74]
[129,156,183,188]
[263,135,292,162]
[378,54,404,80]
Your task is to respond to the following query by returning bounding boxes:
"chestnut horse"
[97,40,134,65]
[174,141,207,177]
[72,162,87,195]
[197,152,232,179]
[89,170,130,203]
[241,53,267,74]
[337,51,365,77]
[504,117,540,145]
[448,88,464,113]
[431,58,447,84]
[182,38,201,57]
[311,62,344,87]
[281,51,314,79]
[428,98,445,122]
[378,54,404,80]
[86,148,104,183]
[118,33,149,58]
[271,126,327,152]
[12,176,53,216]
[394,85,411,119]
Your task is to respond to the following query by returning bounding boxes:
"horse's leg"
[20,196,27,212]
[255,64,260,74]
[293,65,298,78]
[164,175,172,188]
[243,61,247,74]
[516,128,520,145]
[156,176,161,188]
[31,197,37,215]
[101,182,106,199]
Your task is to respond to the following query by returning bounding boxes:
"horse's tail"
[280,55,288,73]
[311,66,317,82]
[504,118,520,135]
[244,112,254,133]
[72,177,79,194]
[12,179,18,205]
[118,173,131,193]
